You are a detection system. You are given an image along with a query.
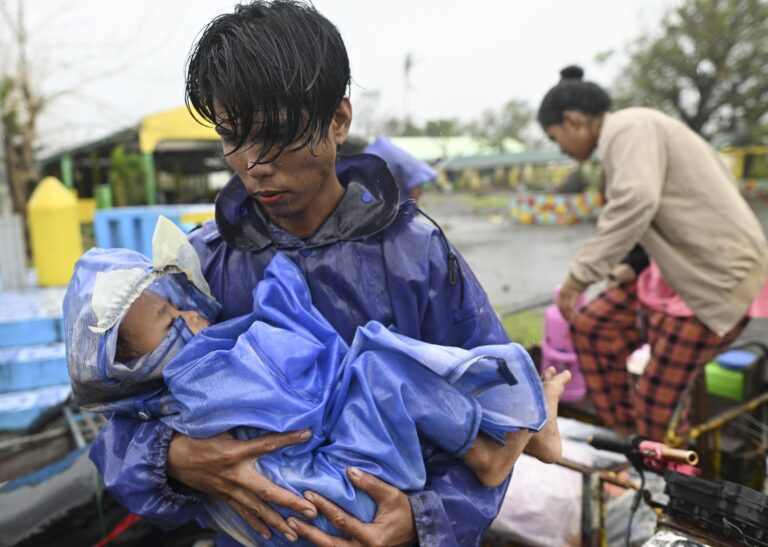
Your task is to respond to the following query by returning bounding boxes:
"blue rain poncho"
[89,154,533,546]
[66,219,547,546]
[364,137,437,201]
[160,253,547,545]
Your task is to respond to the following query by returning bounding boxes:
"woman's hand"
[556,283,583,323]
[167,430,317,543]
[286,467,416,547]
[606,263,636,289]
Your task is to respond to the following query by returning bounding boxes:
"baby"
[116,284,570,484]
[65,217,569,545]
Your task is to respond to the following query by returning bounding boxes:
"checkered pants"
[570,282,748,441]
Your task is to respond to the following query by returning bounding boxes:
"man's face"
[215,98,352,237]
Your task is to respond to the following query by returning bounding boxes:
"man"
[89,2,539,545]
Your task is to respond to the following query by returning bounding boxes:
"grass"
[461,194,511,211]
[500,309,543,347]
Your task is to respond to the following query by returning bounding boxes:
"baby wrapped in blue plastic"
[64,217,551,546]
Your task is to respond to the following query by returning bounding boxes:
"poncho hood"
[215,154,400,252]
[63,217,220,411]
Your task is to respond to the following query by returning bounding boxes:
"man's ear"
[332,97,352,145]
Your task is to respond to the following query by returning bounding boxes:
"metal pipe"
[63,406,87,448]
[688,391,768,440]
[658,446,699,465]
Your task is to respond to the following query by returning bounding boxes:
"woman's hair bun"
[560,65,584,81]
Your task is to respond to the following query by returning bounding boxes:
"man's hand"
[167,430,317,543]
[606,263,636,289]
[286,467,416,547]
[556,283,583,323]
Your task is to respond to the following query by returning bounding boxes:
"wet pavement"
[419,191,768,344]
[419,191,596,309]
[421,192,768,305]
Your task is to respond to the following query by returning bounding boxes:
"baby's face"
[120,290,210,356]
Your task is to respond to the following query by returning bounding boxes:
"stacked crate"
[0,288,70,430]
[0,204,214,431]
[93,204,214,255]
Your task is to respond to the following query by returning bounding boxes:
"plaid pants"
[570,282,747,441]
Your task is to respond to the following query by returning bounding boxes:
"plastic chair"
[541,286,587,402]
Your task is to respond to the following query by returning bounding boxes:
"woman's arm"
[568,120,666,288]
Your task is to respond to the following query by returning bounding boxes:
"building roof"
[41,106,219,164]
[440,147,575,171]
[138,106,218,153]
[387,136,524,162]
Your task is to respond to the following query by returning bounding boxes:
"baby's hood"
[63,216,220,412]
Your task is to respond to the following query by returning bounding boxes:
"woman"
[539,65,768,440]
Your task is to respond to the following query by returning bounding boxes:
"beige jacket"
[566,108,768,336]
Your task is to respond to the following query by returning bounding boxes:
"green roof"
[440,148,575,171]
[387,136,524,161]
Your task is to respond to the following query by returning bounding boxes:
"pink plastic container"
[541,286,587,402]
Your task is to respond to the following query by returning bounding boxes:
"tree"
[0,1,65,215]
[466,99,532,150]
[1,3,40,214]
[613,0,768,140]
[377,117,426,137]
[108,145,145,207]
[424,118,460,137]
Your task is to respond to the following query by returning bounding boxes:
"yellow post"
[26,176,83,286]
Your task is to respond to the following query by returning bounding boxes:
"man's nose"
[245,155,276,177]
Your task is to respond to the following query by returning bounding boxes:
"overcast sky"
[16,0,677,153]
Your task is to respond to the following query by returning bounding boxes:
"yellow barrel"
[27,177,83,286]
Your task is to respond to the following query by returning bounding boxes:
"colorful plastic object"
[541,286,587,402]
[705,349,760,401]
[26,177,83,286]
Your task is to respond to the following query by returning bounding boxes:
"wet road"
[419,191,596,309]
[418,192,768,342]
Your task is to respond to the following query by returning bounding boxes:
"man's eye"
[220,133,238,145]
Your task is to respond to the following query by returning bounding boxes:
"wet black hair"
[185,0,351,163]
[537,65,612,129]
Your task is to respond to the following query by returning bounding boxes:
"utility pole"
[403,52,414,129]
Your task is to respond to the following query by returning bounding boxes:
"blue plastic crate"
[0,287,66,348]
[0,317,61,348]
[0,343,68,392]
[0,384,70,430]
[93,205,213,256]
